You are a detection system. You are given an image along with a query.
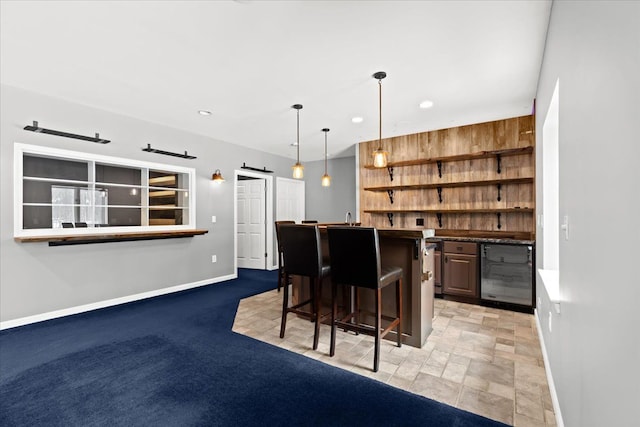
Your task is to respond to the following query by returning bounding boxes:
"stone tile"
[419,363,444,377]
[426,348,450,368]
[387,375,413,390]
[463,375,490,391]
[410,373,461,407]
[488,381,515,400]
[516,389,545,422]
[233,291,553,426]
[459,330,496,349]
[467,359,514,387]
[394,360,423,381]
[442,362,467,383]
[457,386,514,425]
[514,413,547,427]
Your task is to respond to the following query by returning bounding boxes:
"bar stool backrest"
[279,224,323,278]
[327,226,382,289]
[275,220,295,253]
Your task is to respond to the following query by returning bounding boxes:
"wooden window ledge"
[15,229,208,246]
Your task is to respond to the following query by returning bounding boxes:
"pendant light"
[321,128,331,187]
[291,104,304,179]
[372,71,388,168]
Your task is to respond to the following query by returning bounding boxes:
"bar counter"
[293,224,436,348]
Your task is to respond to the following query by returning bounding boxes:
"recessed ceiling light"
[198,110,212,116]
[419,100,434,109]
[351,117,363,123]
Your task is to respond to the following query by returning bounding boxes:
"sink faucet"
[345,211,353,226]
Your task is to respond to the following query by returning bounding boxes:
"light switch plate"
[211,215,216,223]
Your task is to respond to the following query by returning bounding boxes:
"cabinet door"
[443,253,478,297]
[434,250,442,294]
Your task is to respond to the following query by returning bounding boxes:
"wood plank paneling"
[359,115,535,239]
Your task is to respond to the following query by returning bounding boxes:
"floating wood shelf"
[363,146,533,169]
[15,229,208,246]
[364,208,534,214]
[364,177,533,192]
[149,190,176,198]
[148,175,176,186]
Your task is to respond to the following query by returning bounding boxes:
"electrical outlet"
[211,215,217,223]
[548,311,552,332]
[211,255,217,263]
[561,215,569,240]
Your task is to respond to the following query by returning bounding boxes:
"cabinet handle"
[456,246,463,251]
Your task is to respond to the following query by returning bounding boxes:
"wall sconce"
[212,169,225,183]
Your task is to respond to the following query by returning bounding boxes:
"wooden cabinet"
[434,250,442,295]
[442,241,478,298]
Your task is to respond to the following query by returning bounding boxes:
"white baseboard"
[0,273,237,331]
[534,308,565,427]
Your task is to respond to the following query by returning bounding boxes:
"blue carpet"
[0,269,508,426]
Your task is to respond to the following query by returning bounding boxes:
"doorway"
[234,170,273,272]
[276,177,305,223]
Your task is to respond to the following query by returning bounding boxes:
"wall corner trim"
[534,308,565,427]
[0,273,237,330]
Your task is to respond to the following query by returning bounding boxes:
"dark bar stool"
[275,220,295,292]
[278,224,331,350]
[327,226,403,372]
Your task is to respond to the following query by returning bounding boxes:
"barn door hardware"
[496,212,502,229]
[143,144,197,159]
[387,167,394,181]
[497,184,502,201]
[496,154,502,174]
[436,161,443,178]
[436,213,443,228]
[24,121,110,144]
[437,187,443,203]
[386,213,394,227]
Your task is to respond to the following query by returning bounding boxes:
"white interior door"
[237,178,266,269]
[276,177,305,223]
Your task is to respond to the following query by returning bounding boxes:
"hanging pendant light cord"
[296,109,300,163]
[324,132,328,173]
[378,78,382,149]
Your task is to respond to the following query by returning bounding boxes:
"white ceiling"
[1,0,551,161]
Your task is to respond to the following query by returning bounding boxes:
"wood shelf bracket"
[386,190,395,204]
[497,183,502,201]
[387,167,394,182]
[497,212,502,229]
[437,187,443,203]
[436,213,443,228]
[496,154,502,174]
[386,213,394,227]
[437,161,443,178]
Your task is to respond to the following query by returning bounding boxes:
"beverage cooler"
[480,243,534,312]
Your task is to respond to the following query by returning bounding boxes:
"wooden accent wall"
[358,115,535,239]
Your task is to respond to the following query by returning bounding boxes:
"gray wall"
[0,84,296,322]
[535,2,639,426]
[303,156,357,223]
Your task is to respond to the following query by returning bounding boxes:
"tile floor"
[232,290,556,427]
